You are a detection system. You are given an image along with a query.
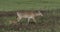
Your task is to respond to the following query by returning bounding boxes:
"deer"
[16,11,43,23]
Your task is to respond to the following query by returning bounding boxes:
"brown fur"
[17,11,43,23]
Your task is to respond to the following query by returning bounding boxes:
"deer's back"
[17,11,36,18]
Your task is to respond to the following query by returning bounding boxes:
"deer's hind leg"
[28,18,31,23]
[17,17,22,22]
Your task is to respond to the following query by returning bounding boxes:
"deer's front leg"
[32,18,36,23]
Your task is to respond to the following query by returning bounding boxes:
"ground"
[0,0,60,32]
[0,10,60,32]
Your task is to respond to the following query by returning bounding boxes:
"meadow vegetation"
[0,0,60,11]
[0,0,60,32]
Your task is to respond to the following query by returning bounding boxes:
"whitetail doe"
[16,11,43,23]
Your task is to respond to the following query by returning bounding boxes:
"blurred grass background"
[0,0,60,11]
[0,0,60,32]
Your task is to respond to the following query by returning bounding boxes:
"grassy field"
[0,10,60,32]
[0,0,60,11]
[0,0,60,32]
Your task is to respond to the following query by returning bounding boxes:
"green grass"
[0,10,60,32]
[0,0,60,32]
[0,0,60,11]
